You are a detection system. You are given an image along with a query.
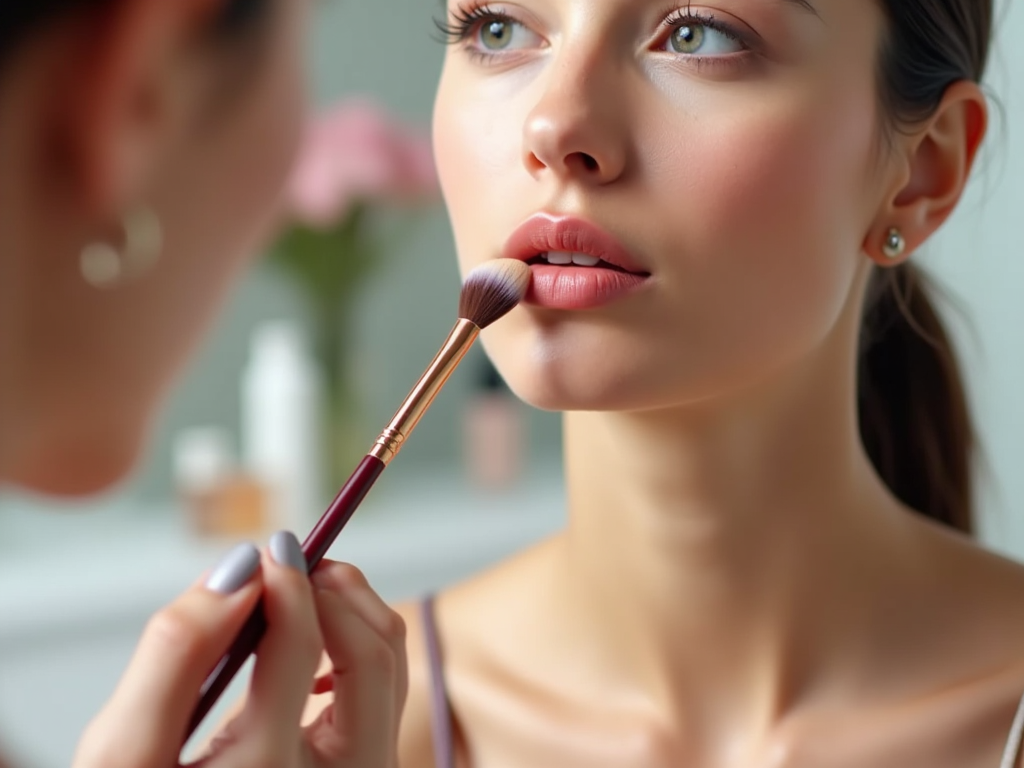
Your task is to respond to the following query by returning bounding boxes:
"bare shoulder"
[916,518,1024,643]
[903,519,1024,758]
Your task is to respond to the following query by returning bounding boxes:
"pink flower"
[285,98,439,228]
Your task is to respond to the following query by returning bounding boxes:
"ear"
[55,0,221,218]
[866,79,988,262]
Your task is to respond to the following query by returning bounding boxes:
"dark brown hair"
[861,0,992,534]
[0,0,269,66]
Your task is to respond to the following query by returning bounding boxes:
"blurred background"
[1,0,1023,764]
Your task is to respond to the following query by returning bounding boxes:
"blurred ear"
[55,0,221,217]
[866,80,987,259]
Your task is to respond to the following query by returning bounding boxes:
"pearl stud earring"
[882,227,906,260]
[80,206,162,289]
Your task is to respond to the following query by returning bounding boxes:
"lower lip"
[524,264,650,310]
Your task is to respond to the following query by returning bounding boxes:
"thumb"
[74,543,263,768]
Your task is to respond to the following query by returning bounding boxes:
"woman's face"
[5,0,309,493]
[434,0,894,412]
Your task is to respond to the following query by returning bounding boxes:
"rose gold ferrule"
[368,318,480,465]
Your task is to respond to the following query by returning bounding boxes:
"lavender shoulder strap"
[1000,690,1024,768]
[421,595,457,768]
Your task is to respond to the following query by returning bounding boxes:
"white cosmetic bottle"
[241,320,324,533]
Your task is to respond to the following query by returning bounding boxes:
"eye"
[476,16,539,51]
[663,16,744,56]
[435,7,543,55]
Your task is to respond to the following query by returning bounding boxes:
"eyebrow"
[433,0,824,21]
[785,0,822,17]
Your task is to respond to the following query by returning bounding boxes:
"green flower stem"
[269,203,377,492]
[313,294,366,490]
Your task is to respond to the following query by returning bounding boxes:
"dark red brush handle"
[184,454,387,741]
[300,455,386,569]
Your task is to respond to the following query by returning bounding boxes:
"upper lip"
[502,213,649,274]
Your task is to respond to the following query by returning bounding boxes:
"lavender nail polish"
[269,531,307,573]
[205,542,260,594]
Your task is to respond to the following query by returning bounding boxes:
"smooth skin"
[311,0,1024,766]
[0,0,407,765]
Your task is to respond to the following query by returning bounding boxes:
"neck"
[553,341,913,745]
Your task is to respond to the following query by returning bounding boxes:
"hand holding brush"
[183,258,531,741]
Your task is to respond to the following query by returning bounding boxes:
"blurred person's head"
[0,0,308,494]
[433,0,989,531]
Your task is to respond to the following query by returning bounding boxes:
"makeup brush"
[184,258,531,741]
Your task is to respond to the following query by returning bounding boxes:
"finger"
[305,562,407,763]
[188,714,243,767]
[316,563,409,715]
[74,543,262,768]
[231,531,323,753]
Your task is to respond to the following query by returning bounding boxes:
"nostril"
[525,147,607,178]
[525,151,546,175]
[563,152,599,173]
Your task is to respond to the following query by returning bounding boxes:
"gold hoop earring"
[882,227,906,260]
[80,206,162,289]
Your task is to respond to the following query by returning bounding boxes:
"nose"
[522,58,628,186]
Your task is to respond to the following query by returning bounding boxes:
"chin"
[482,323,688,414]
[515,379,704,415]
[8,424,145,499]
[509,377,632,413]
[498,353,675,413]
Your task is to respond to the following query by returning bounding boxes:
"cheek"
[163,12,307,306]
[128,18,309,420]
[213,34,307,253]
[185,0,310,264]
[641,83,879,378]
[434,70,525,276]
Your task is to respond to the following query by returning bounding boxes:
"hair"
[860,0,992,535]
[0,0,269,68]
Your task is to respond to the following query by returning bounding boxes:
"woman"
[326,0,1024,765]
[1,1,407,766]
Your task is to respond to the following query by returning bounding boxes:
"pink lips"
[502,213,651,310]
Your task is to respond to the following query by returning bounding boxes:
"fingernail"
[269,531,307,573]
[204,542,261,594]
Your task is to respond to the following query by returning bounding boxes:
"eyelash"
[433,4,749,66]
[662,8,748,71]
[432,4,507,45]
[663,8,745,50]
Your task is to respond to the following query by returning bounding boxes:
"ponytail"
[865,0,991,537]
[857,263,974,534]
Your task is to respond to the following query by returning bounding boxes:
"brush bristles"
[458,259,531,329]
